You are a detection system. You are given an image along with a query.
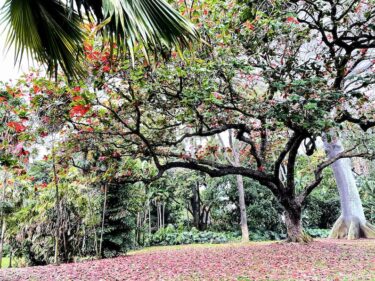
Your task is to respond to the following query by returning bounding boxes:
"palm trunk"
[324,137,375,239]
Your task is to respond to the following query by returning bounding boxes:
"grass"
[127,240,275,255]
[0,257,10,269]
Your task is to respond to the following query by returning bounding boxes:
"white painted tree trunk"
[324,137,375,239]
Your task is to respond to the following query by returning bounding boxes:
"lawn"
[0,239,374,281]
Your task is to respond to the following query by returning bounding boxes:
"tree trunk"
[230,132,250,242]
[148,199,151,245]
[324,137,375,239]
[162,203,165,228]
[99,184,108,257]
[236,175,249,242]
[9,247,12,268]
[283,203,312,243]
[0,220,6,268]
[0,172,6,269]
[191,183,201,229]
[52,144,60,265]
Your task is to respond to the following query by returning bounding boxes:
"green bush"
[249,230,286,241]
[305,228,330,238]
[150,225,239,246]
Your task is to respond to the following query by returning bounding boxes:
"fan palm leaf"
[1,0,198,78]
[2,0,84,78]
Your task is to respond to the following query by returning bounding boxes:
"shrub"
[150,226,239,246]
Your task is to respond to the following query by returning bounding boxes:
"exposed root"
[362,222,375,239]
[286,231,313,243]
[329,216,375,239]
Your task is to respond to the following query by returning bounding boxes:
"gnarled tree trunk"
[324,138,375,239]
[282,200,312,243]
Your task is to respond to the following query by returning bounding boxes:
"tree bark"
[191,183,201,229]
[0,172,6,269]
[324,137,375,239]
[235,175,249,242]
[0,220,6,268]
[283,203,312,243]
[9,247,12,268]
[99,184,108,257]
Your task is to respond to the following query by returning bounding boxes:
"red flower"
[72,96,83,102]
[103,65,111,72]
[84,44,93,51]
[286,17,299,24]
[40,131,48,138]
[33,85,41,94]
[7,121,26,133]
[244,21,255,30]
[257,166,266,172]
[69,104,91,118]
[99,156,107,161]
[18,149,30,156]
[213,92,223,100]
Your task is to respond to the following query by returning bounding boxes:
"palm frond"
[73,0,199,57]
[1,0,198,79]
[1,0,85,79]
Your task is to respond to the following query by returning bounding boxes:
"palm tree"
[1,0,198,78]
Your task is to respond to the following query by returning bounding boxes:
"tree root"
[286,231,313,243]
[329,216,375,239]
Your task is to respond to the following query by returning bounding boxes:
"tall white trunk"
[218,132,250,241]
[231,137,249,242]
[235,174,249,242]
[324,137,375,239]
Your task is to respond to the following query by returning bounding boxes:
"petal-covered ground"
[1,239,374,281]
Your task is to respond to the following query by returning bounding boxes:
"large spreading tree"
[2,0,375,243]
[16,0,375,242]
